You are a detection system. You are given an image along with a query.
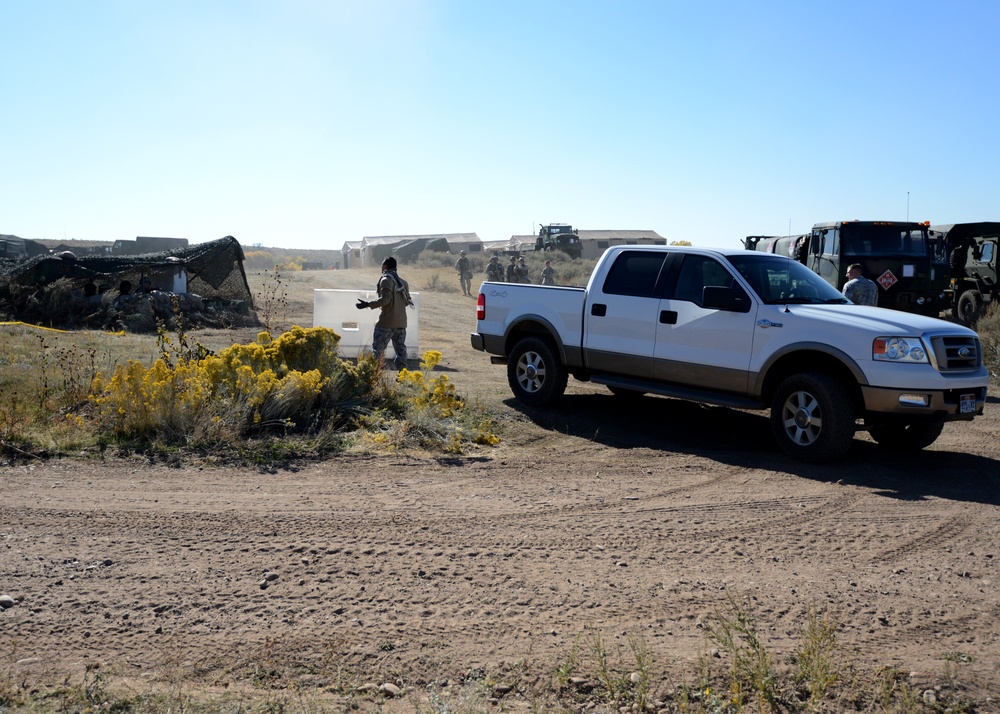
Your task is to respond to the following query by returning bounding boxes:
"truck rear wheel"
[868,421,944,451]
[956,290,983,324]
[507,337,567,406]
[770,372,856,463]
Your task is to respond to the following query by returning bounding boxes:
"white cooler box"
[313,289,420,361]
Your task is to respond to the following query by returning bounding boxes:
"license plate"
[960,393,976,414]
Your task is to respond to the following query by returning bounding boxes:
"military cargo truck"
[930,222,1000,323]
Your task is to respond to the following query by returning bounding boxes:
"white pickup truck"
[470,245,988,462]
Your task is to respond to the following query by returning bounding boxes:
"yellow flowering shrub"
[90,327,346,441]
[88,329,495,455]
[397,351,463,419]
[391,350,499,452]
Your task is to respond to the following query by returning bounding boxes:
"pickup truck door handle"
[660,310,678,324]
[591,303,607,317]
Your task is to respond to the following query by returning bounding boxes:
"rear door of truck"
[582,250,674,376]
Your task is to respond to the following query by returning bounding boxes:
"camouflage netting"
[0,235,259,333]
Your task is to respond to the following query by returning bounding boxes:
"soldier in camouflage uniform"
[455,250,473,296]
[540,259,556,285]
[842,263,878,306]
[485,255,504,282]
[356,256,413,369]
[505,256,518,282]
[516,257,531,283]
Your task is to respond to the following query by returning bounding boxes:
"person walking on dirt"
[485,255,504,283]
[356,256,413,370]
[455,250,473,296]
[843,263,878,306]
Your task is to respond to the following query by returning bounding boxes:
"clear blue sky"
[3,1,997,251]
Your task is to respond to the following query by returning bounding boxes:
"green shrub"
[414,251,459,270]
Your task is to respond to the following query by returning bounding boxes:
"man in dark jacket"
[356,257,413,369]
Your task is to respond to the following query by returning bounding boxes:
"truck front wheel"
[867,421,944,451]
[507,337,568,406]
[770,372,856,463]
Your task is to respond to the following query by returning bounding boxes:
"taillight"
[476,292,485,320]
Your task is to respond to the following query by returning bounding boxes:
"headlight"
[873,337,928,363]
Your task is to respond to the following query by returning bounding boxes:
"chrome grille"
[930,335,981,371]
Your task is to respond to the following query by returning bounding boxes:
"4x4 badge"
[757,319,783,328]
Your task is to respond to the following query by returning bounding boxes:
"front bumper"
[861,384,987,421]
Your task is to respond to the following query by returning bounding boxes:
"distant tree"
[670,240,693,246]
[244,250,277,271]
[280,257,303,272]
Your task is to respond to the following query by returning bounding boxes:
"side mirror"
[703,285,751,313]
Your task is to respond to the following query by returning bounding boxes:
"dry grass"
[4,598,979,713]
[974,299,1000,377]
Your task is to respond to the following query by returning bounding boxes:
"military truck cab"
[536,224,582,259]
[745,221,950,316]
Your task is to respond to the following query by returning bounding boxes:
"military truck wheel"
[868,421,944,451]
[770,372,856,463]
[507,337,567,406]
[956,291,983,324]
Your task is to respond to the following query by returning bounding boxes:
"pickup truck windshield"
[727,254,849,305]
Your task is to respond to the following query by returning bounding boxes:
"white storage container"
[313,289,420,360]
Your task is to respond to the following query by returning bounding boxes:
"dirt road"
[1,267,998,709]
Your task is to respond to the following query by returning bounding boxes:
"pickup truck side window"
[602,252,667,297]
[672,255,735,306]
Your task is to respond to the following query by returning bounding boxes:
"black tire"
[868,421,944,451]
[506,337,568,406]
[956,290,983,324]
[949,245,968,275]
[770,372,856,463]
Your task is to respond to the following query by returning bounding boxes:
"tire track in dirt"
[865,512,978,563]
[3,445,999,696]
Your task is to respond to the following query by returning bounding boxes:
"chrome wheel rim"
[515,351,546,393]
[781,390,822,445]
